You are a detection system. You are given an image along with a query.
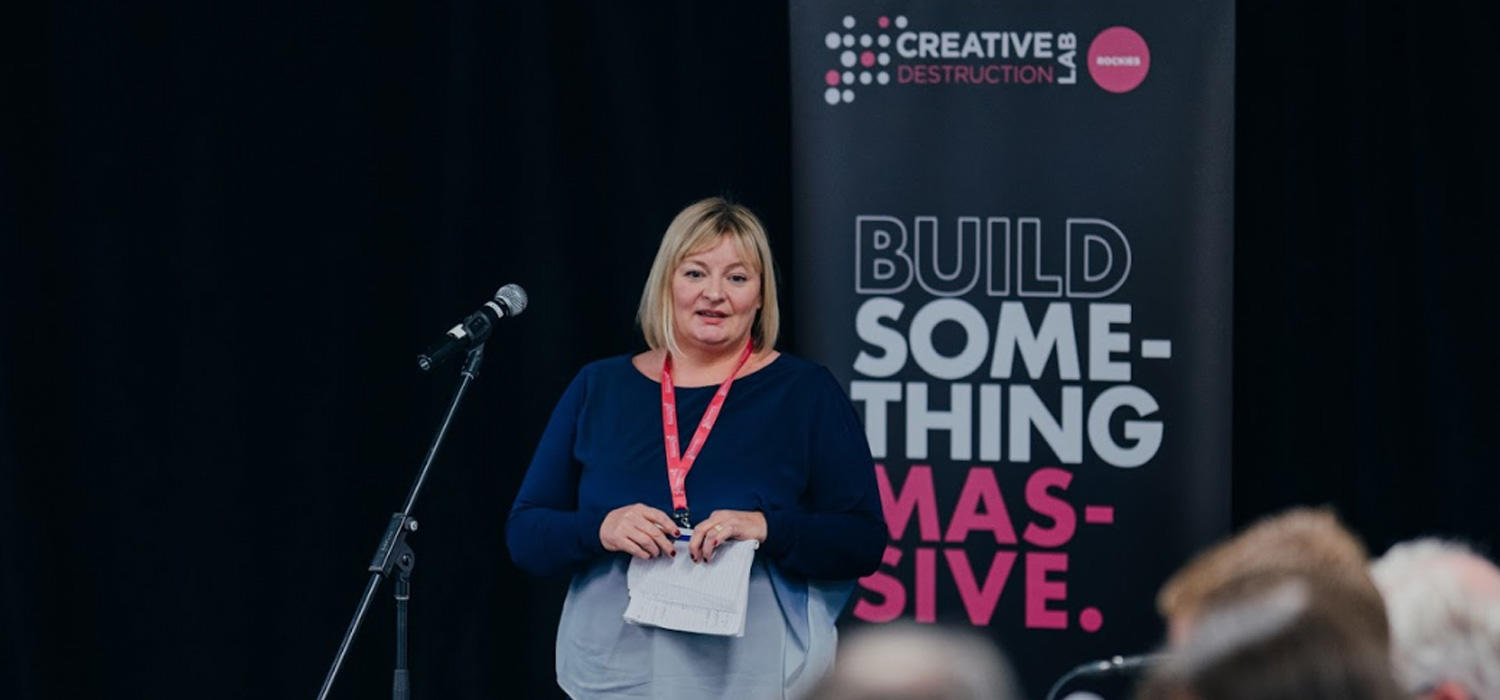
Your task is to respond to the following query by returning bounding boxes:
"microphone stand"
[316,344,486,700]
[1043,653,1167,700]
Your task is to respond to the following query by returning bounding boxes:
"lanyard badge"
[660,339,754,530]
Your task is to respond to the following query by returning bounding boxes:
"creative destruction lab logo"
[819,14,1150,105]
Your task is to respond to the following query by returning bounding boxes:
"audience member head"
[1156,506,1387,647]
[1370,538,1500,700]
[1137,578,1405,700]
[809,622,1020,700]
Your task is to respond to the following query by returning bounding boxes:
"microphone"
[1044,653,1168,700]
[1072,653,1168,675]
[417,284,528,371]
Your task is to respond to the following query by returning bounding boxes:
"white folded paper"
[623,530,758,637]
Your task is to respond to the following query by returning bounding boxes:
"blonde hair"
[637,197,780,356]
[1157,507,1389,646]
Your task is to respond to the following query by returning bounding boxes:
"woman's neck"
[669,340,752,385]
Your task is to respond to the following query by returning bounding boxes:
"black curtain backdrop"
[2,2,1496,699]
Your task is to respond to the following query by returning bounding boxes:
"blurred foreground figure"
[1371,539,1500,700]
[1136,578,1405,700]
[807,623,1020,700]
[1155,506,1388,647]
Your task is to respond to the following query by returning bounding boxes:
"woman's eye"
[730,275,749,283]
[684,269,704,278]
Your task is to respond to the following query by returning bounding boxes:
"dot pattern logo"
[821,14,904,105]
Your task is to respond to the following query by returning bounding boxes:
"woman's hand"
[689,509,767,563]
[600,503,681,559]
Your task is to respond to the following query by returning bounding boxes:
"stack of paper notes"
[623,532,758,637]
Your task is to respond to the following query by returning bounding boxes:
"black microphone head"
[494,284,528,317]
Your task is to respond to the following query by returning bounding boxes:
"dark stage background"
[3,2,1497,699]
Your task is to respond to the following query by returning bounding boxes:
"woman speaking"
[507,197,886,699]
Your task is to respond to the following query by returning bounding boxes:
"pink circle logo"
[1087,26,1150,94]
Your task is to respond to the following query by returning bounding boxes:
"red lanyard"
[661,339,754,528]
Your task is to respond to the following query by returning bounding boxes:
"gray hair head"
[807,623,1019,700]
[1370,538,1500,697]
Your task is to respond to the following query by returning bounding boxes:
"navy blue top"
[507,353,885,581]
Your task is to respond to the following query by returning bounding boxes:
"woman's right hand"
[599,503,681,559]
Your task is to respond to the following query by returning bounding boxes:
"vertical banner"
[790,1,1234,696]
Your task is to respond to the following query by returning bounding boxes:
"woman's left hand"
[689,509,767,563]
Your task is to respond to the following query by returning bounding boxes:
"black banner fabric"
[790,1,1235,694]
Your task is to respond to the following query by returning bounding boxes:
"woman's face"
[671,236,761,358]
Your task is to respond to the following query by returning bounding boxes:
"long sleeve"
[759,368,886,580]
[506,370,609,577]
